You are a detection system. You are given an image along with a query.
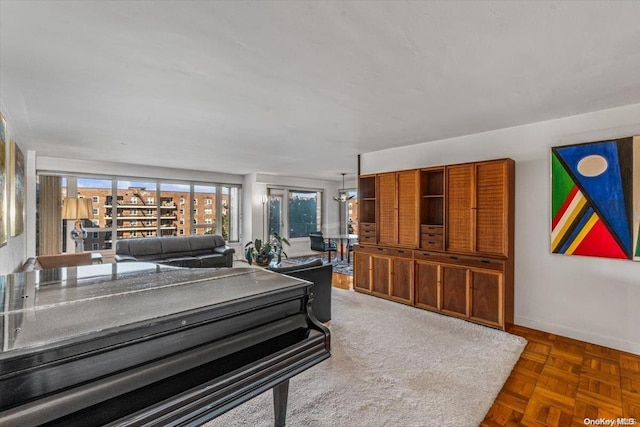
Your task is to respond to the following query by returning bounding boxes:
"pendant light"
[333,173,355,202]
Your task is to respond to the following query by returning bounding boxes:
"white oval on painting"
[577,155,608,177]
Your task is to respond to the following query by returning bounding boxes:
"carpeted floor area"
[284,254,353,276]
[203,288,526,427]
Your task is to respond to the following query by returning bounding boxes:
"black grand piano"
[0,263,330,426]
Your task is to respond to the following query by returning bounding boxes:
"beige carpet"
[204,288,526,427]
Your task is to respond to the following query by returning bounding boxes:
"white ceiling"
[2,1,640,182]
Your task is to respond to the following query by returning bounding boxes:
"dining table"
[323,233,359,262]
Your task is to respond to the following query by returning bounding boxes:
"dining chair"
[309,232,337,262]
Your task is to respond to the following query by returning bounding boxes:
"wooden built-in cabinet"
[358,175,377,244]
[355,158,514,330]
[447,160,512,257]
[353,245,414,305]
[377,170,419,248]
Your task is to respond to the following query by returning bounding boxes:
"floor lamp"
[261,194,268,242]
[63,197,94,253]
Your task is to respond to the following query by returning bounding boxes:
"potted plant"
[244,233,291,266]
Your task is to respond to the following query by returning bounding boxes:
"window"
[193,199,198,206]
[267,188,322,240]
[92,243,99,250]
[204,218,213,224]
[288,190,321,238]
[204,208,212,214]
[160,182,189,237]
[38,175,240,255]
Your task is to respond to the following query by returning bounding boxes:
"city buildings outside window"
[38,175,241,254]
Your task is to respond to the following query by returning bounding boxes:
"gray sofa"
[115,235,235,268]
[267,259,332,323]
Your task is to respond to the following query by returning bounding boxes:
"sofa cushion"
[127,238,162,259]
[160,256,200,268]
[160,237,192,258]
[196,253,226,268]
[189,235,217,252]
[115,240,131,256]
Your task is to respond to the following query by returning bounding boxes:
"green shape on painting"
[551,152,576,217]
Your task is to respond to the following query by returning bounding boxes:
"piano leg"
[273,379,290,427]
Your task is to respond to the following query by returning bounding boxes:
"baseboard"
[515,315,640,355]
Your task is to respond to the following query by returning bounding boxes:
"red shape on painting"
[573,218,628,259]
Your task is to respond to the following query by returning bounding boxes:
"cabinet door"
[390,257,413,303]
[446,164,474,253]
[470,269,502,327]
[354,252,372,293]
[441,265,468,317]
[415,260,439,310]
[371,255,391,296]
[397,170,418,247]
[377,173,397,245]
[475,161,508,255]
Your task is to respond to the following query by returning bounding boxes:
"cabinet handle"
[398,250,404,254]
[481,260,491,264]
[449,256,458,260]
[428,241,436,244]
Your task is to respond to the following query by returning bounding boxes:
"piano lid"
[0,263,311,356]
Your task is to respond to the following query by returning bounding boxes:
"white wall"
[0,151,35,274]
[361,103,640,354]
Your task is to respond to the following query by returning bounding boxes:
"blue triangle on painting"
[555,141,631,255]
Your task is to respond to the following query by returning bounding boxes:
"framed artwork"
[10,139,25,237]
[551,136,640,261]
[0,114,6,247]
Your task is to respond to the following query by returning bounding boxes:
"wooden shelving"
[354,158,515,330]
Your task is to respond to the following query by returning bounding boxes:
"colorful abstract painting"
[551,136,640,261]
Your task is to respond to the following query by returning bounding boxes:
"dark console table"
[0,263,330,426]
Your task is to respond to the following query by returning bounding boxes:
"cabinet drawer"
[420,225,443,235]
[420,238,444,251]
[420,232,444,251]
[359,235,376,244]
[372,247,412,258]
[356,245,411,258]
[360,223,376,231]
[413,251,505,272]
